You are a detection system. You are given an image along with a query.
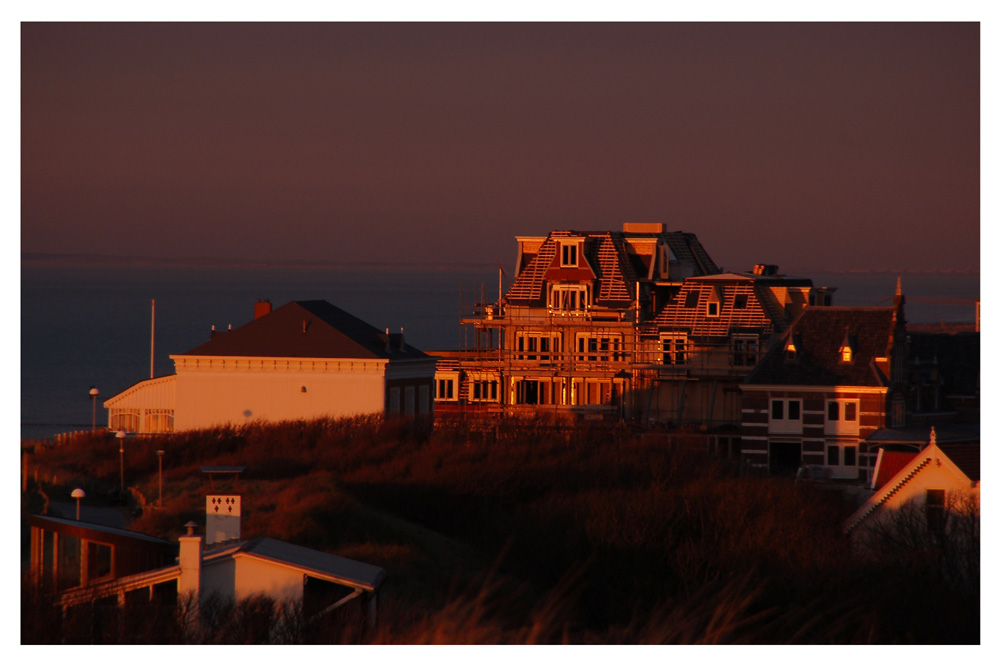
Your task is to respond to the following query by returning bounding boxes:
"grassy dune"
[22,416,979,643]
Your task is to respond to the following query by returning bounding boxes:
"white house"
[843,432,980,537]
[104,300,437,432]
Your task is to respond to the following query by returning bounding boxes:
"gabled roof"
[745,307,896,387]
[844,442,980,534]
[871,450,918,490]
[209,537,387,591]
[175,300,428,361]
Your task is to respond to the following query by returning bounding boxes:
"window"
[110,408,141,432]
[515,379,547,405]
[733,293,748,309]
[825,443,858,478]
[684,291,700,308]
[841,346,853,363]
[732,336,758,367]
[769,398,802,434]
[825,399,860,435]
[515,332,562,362]
[707,301,719,317]
[785,342,797,361]
[471,379,499,402]
[436,376,456,401]
[404,387,415,416]
[561,243,578,267]
[661,334,687,365]
[926,489,946,535]
[144,409,174,433]
[549,284,589,312]
[419,385,430,415]
[389,387,400,415]
[576,333,624,362]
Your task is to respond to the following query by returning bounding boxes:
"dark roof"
[907,332,980,398]
[177,300,428,361]
[238,537,387,591]
[865,424,980,446]
[653,273,794,336]
[938,443,980,482]
[745,307,897,386]
[27,514,177,549]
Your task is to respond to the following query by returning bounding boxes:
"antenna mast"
[150,298,156,379]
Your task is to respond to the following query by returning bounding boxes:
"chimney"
[178,521,202,601]
[254,299,272,319]
[753,264,778,276]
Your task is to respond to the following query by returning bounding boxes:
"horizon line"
[21,252,980,276]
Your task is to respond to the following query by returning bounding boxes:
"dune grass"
[22,416,979,643]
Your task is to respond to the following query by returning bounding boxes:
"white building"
[105,300,437,433]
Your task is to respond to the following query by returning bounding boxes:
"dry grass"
[22,416,979,644]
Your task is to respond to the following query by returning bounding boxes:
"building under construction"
[430,223,833,439]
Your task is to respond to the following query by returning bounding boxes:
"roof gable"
[176,300,427,360]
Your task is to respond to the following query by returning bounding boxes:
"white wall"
[172,356,388,430]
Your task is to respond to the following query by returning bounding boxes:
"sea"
[19,262,979,441]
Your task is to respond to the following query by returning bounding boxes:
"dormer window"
[839,331,856,363]
[560,242,579,267]
[707,301,719,317]
[785,341,798,361]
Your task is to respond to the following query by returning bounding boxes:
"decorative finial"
[929,426,936,447]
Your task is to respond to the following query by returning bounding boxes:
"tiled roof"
[177,300,428,360]
[507,237,557,303]
[654,275,781,336]
[746,307,896,386]
[505,229,717,306]
[871,450,918,490]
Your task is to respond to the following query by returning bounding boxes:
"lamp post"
[71,488,86,520]
[156,450,165,508]
[116,430,126,494]
[89,386,99,432]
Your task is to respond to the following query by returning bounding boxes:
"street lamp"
[156,450,165,508]
[116,430,126,494]
[89,386,100,432]
[71,488,86,520]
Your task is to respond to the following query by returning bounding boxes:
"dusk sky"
[21,22,980,274]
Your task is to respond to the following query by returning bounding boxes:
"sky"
[20,21,980,274]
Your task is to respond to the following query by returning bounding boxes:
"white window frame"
[549,284,589,313]
[515,332,562,362]
[470,374,501,402]
[824,399,860,436]
[435,373,459,401]
[576,332,625,363]
[825,441,859,479]
[560,242,580,267]
[769,398,802,434]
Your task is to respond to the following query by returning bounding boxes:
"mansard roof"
[505,228,717,306]
[653,273,795,336]
[745,307,897,387]
[176,300,428,361]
